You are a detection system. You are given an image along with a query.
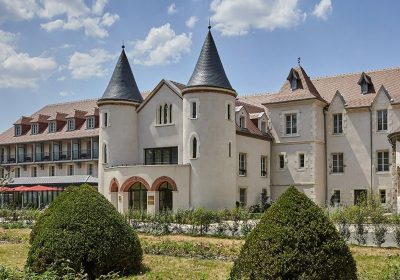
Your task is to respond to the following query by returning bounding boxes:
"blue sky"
[0,0,399,132]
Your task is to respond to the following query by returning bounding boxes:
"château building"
[1,26,400,212]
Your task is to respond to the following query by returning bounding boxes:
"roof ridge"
[42,98,99,108]
[311,66,400,81]
[239,92,273,97]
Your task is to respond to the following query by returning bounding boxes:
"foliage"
[230,186,357,280]
[329,206,351,241]
[26,184,142,279]
[379,256,400,280]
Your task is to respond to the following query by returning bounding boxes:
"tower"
[182,26,237,209]
[97,46,143,206]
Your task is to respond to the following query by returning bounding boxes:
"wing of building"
[1,27,399,212]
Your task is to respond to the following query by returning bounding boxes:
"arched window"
[192,137,197,159]
[169,104,172,123]
[164,104,168,124]
[159,106,162,124]
[103,144,107,164]
[159,182,173,211]
[228,142,232,158]
[128,182,147,211]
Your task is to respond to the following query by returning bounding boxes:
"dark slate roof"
[101,48,143,103]
[186,29,234,91]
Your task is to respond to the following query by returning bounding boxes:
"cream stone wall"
[268,100,326,204]
[236,134,271,206]
[138,84,183,164]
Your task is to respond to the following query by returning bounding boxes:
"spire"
[100,47,143,103]
[186,26,234,91]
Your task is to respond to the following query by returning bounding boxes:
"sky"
[0,0,400,132]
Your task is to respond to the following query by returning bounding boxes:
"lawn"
[1,228,400,279]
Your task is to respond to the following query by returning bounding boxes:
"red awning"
[0,187,12,192]
[7,185,62,192]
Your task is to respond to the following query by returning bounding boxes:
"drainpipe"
[369,108,373,193]
[323,108,328,205]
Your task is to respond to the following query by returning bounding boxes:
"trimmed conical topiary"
[26,184,142,279]
[230,186,357,280]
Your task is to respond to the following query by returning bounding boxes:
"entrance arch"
[128,182,148,211]
[151,176,177,212]
[109,178,119,208]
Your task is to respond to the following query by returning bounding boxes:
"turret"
[182,25,237,209]
[97,46,142,201]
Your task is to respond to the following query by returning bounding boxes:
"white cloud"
[312,0,332,20]
[59,90,75,96]
[68,48,114,79]
[0,29,57,88]
[210,0,306,36]
[0,0,119,39]
[186,16,199,28]
[130,23,192,66]
[167,3,178,15]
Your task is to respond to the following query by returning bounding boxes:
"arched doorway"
[109,179,119,209]
[128,182,147,211]
[159,182,173,211]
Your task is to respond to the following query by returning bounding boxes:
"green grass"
[1,229,400,279]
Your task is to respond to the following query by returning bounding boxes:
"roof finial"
[122,40,125,49]
[297,57,301,67]
[208,19,211,30]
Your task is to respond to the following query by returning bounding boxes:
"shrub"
[330,206,351,241]
[348,204,369,245]
[230,186,357,280]
[26,184,142,279]
[391,214,400,248]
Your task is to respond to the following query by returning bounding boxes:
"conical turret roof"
[101,47,143,103]
[186,27,234,91]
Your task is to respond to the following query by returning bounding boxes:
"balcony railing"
[17,153,33,163]
[35,152,51,162]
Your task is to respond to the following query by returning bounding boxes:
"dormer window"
[260,121,266,133]
[86,116,95,129]
[15,125,21,136]
[31,123,39,135]
[67,119,75,131]
[290,78,298,90]
[287,68,300,91]
[239,116,246,129]
[48,121,56,133]
[358,72,372,94]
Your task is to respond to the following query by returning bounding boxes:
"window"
[261,156,267,177]
[191,101,197,119]
[49,166,55,176]
[31,166,37,177]
[332,153,344,173]
[67,164,74,176]
[144,147,178,165]
[332,190,340,205]
[228,142,232,158]
[15,167,20,178]
[333,113,343,134]
[239,116,245,129]
[48,121,56,133]
[15,125,21,136]
[67,119,75,131]
[227,104,231,120]
[87,164,93,175]
[290,78,298,90]
[103,144,108,164]
[380,189,386,204]
[354,189,367,205]
[192,137,198,159]
[157,104,172,125]
[279,154,285,169]
[164,104,168,124]
[239,153,246,176]
[0,168,4,179]
[128,182,148,211]
[86,117,95,129]
[377,151,389,172]
[31,123,39,135]
[377,109,388,131]
[361,82,368,94]
[260,121,266,133]
[169,104,172,123]
[285,113,297,135]
[103,112,109,127]
[239,188,247,206]
[299,153,305,169]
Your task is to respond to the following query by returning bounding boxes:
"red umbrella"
[29,185,61,192]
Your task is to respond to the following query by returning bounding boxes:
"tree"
[230,186,357,280]
[26,184,142,279]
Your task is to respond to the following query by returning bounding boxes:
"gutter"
[369,108,373,192]
[323,108,328,205]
